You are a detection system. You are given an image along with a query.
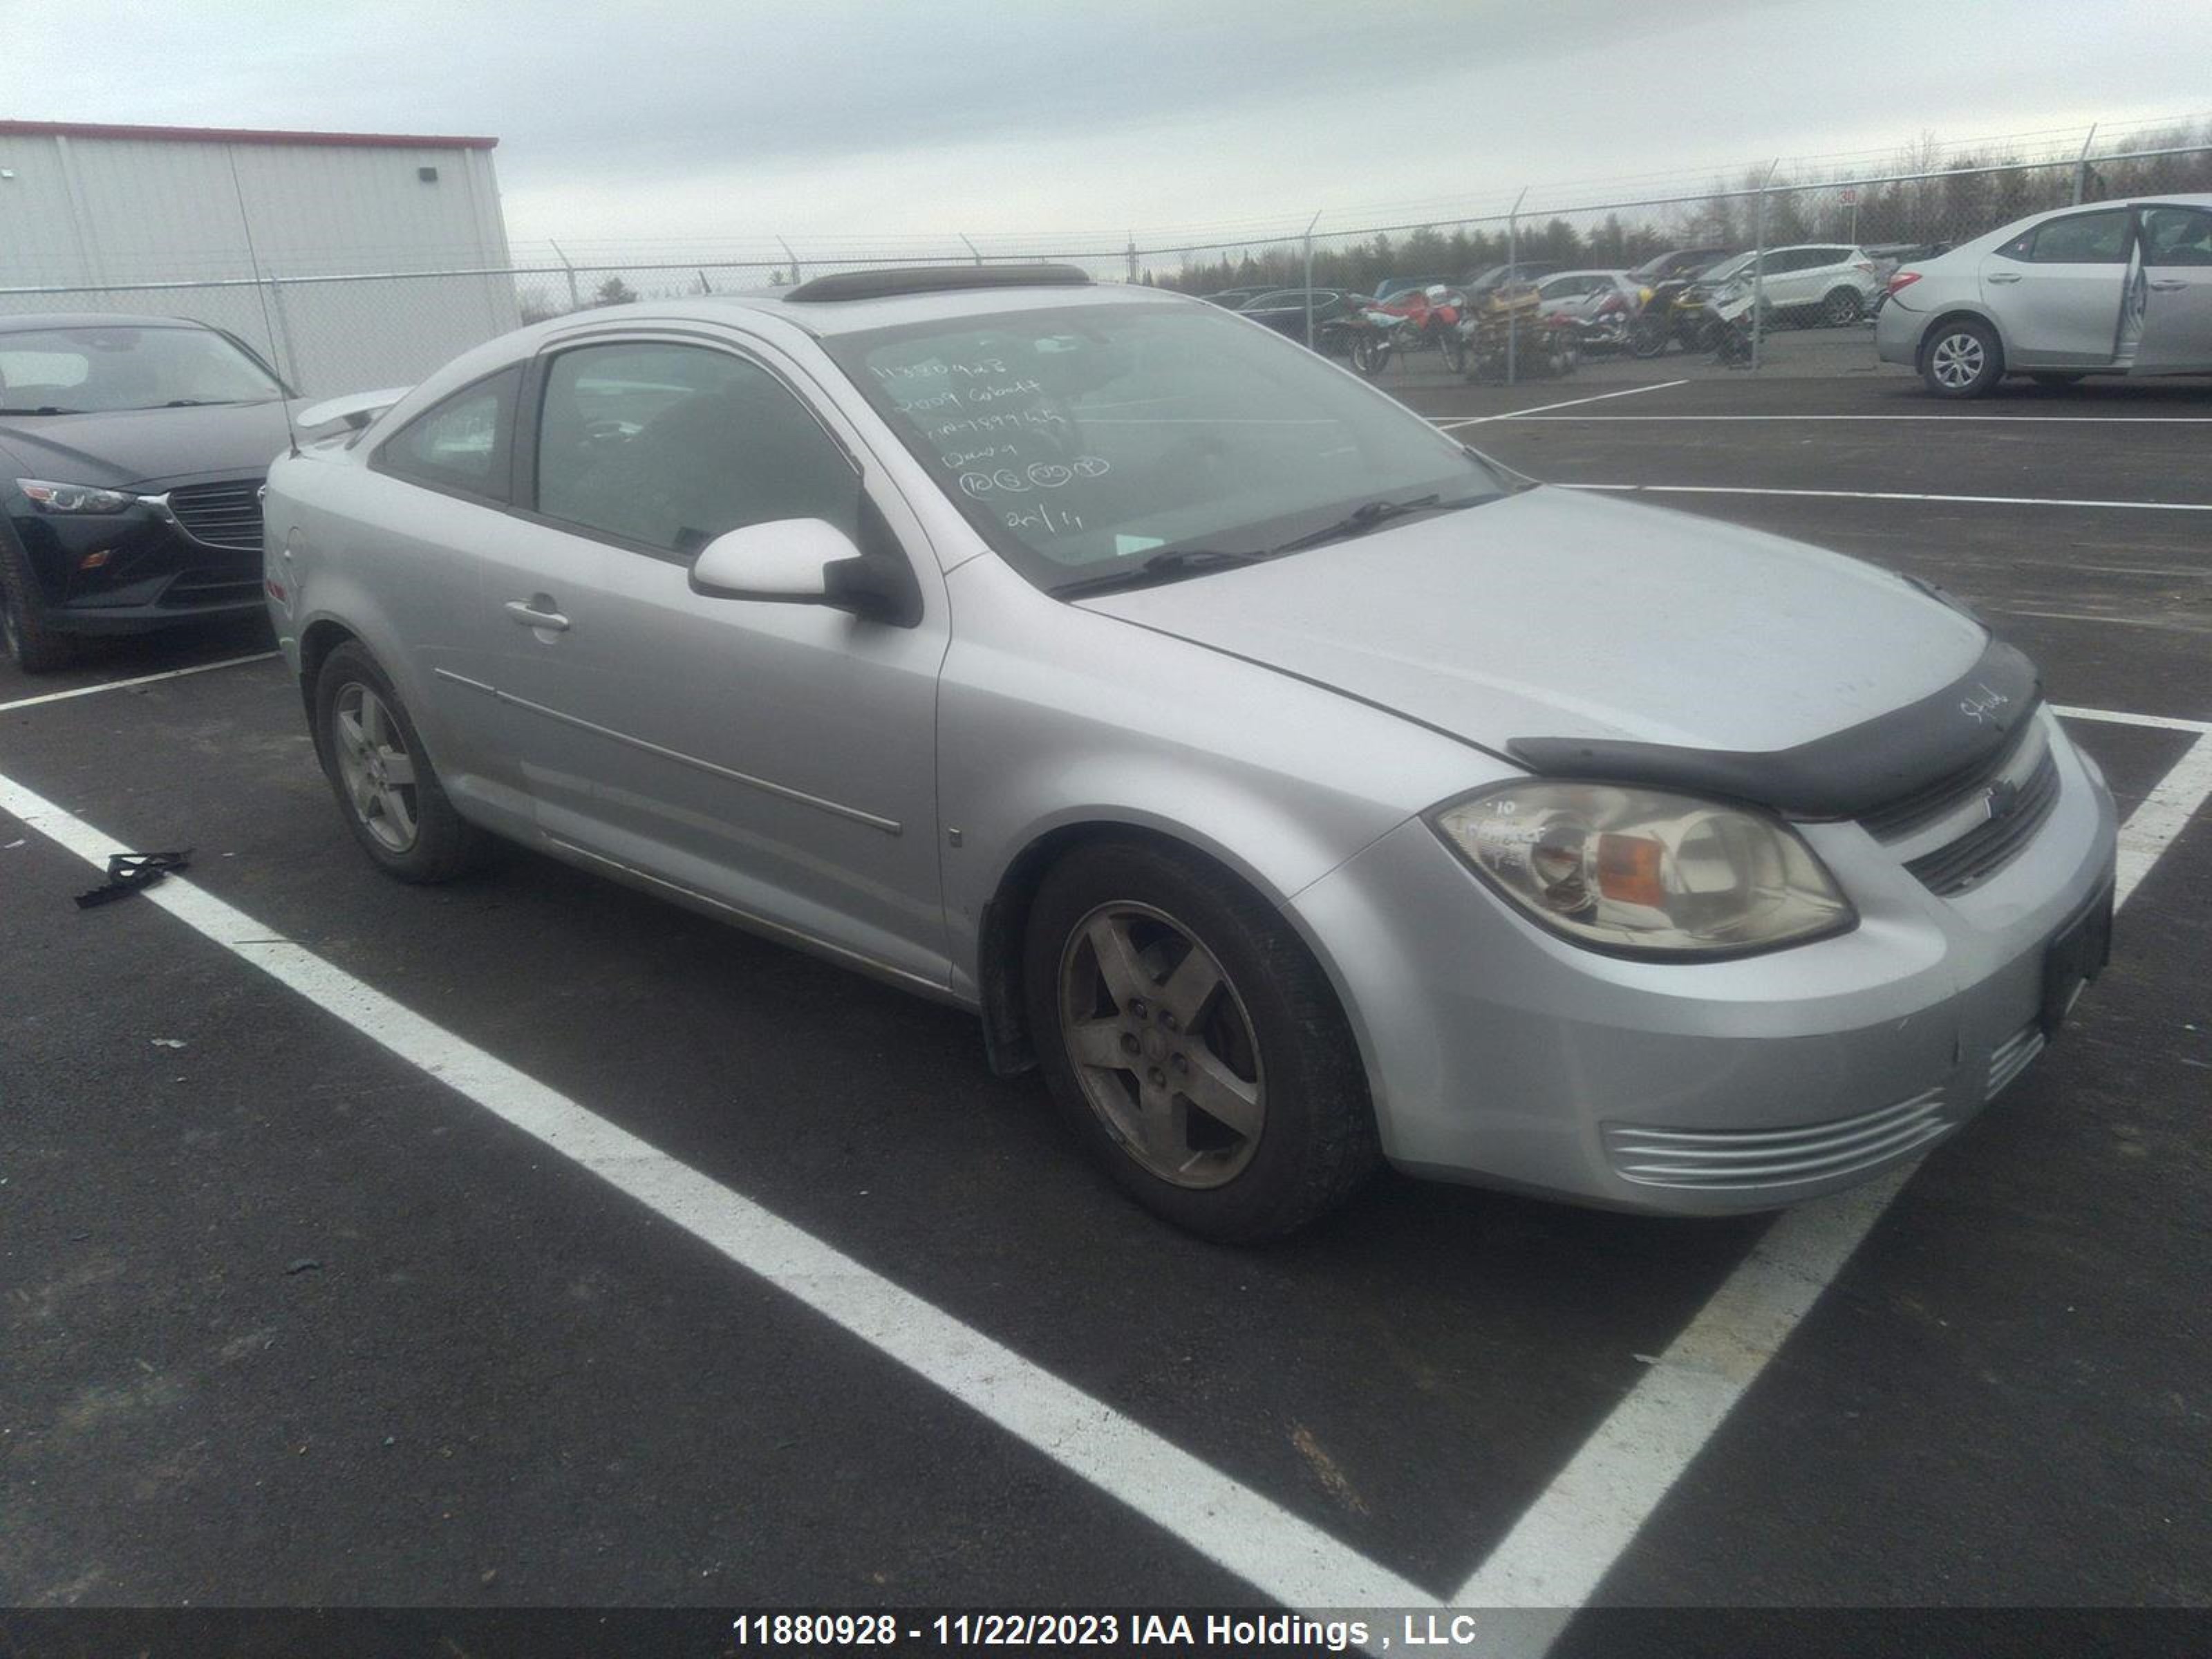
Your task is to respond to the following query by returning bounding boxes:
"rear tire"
[312,640,492,883]
[0,529,75,675]
[1023,838,1380,1242]
[1348,336,1389,378]
[1921,318,2003,398]
[1821,287,1863,326]
[1628,314,1671,358]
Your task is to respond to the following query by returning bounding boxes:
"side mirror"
[691,518,852,604]
[689,516,924,628]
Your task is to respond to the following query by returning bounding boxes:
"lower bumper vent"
[1602,1087,1950,1192]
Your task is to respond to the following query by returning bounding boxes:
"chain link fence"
[5,121,2208,394]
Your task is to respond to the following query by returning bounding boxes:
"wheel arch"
[973,815,1378,1101]
[296,616,360,742]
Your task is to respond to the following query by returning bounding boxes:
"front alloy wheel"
[1058,902,1264,1189]
[1024,839,1380,1241]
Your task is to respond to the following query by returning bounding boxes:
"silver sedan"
[1877,193,2212,395]
[266,268,2116,1240]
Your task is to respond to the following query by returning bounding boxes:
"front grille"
[1601,1086,1950,1191]
[165,570,263,606]
[1860,715,2039,841]
[1985,1021,2047,1102]
[1902,746,2061,897]
[165,478,265,552]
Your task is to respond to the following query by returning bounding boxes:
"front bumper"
[6,478,265,635]
[1291,713,2119,1215]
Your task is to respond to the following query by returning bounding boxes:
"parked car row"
[10,204,2180,1241]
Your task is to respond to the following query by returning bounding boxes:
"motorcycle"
[1456,285,1578,382]
[1317,299,1400,378]
[1367,283,1470,372]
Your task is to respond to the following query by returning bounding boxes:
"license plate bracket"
[2039,883,2114,1037]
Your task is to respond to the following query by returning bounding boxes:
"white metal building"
[0,120,522,393]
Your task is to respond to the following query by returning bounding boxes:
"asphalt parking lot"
[3,362,2209,1653]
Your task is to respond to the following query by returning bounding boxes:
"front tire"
[312,641,491,883]
[0,530,74,674]
[1922,318,2003,398]
[1023,839,1380,1242]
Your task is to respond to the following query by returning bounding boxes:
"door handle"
[1986,272,2022,284]
[504,598,570,631]
[2148,278,2188,291]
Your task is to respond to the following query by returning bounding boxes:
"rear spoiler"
[294,386,411,433]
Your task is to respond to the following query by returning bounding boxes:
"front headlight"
[1430,782,1854,958]
[17,478,141,514]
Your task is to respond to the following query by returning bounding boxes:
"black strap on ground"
[74,850,192,910]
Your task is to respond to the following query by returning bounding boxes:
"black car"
[1235,288,1355,336]
[0,314,299,672]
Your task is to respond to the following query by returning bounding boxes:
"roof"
[0,312,230,333]
[533,279,1188,344]
[0,119,496,151]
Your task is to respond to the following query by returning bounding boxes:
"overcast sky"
[6,0,2209,259]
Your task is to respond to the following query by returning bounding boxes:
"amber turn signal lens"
[1596,833,1665,908]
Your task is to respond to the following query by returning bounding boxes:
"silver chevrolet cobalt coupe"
[265,267,2116,1240]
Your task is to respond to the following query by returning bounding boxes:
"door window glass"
[2003,210,2133,264]
[534,343,858,556]
[375,368,519,500]
[2141,207,2212,268]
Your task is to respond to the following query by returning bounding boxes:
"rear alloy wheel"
[1821,287,1863,326]
[1025,841,1379,1241]
[0,532,74,674]
[314,641,491,883]
[1922,319,2003,398]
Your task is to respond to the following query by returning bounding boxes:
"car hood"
[0,400,301,491]
[1076,485,1988,758]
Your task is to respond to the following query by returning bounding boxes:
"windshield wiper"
[0,405,79,416]
[1053,547,1273,599]
[1266,492,1488,556]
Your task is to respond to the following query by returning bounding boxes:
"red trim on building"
[0,120,497,151]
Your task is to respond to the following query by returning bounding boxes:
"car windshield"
[823,299,1503,593]
[0,324,285,414]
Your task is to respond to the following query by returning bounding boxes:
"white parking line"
[1430,381,1689,428]
[1562,482,2212,512]
[0,767,1436,1622]
[1454,727,2212,1653]
[0,652,279,713]
[2054,704,2212,734]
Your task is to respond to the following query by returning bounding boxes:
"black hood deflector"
[1508,636,2041,821]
